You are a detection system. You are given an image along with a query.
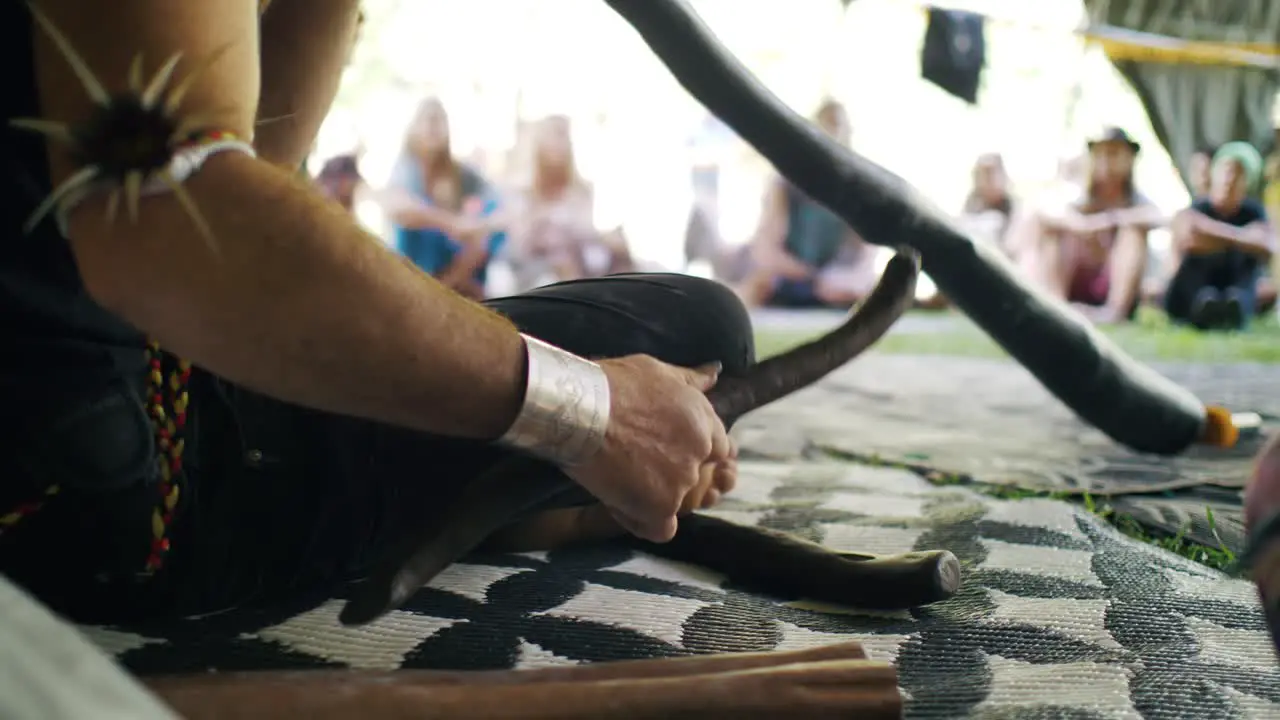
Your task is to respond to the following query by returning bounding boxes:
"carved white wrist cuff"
[497,334,610,467]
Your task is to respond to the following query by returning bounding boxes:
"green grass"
[820,448,1241,574]
[755,306,1280,365]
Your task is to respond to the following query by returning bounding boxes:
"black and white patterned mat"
[83,458,1280,719]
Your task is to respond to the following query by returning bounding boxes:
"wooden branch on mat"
[145,641,903,720]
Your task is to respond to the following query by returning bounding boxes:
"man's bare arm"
[255,0,361,168]
[35,0,524,439]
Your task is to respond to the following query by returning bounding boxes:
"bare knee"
[654,273,756,368]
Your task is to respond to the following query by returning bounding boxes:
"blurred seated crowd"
[1007,130,1275,331]
[312,95,1277,334]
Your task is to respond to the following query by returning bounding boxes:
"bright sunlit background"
[316,0,1192,279]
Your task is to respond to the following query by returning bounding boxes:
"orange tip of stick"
[1201,405,1240,448]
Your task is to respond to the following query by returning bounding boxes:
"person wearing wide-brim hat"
[1016,125,1163,325]
[1164,141,1276,330]
[1086,125,1141,154]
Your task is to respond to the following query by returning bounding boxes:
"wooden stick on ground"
[145,641,904,720]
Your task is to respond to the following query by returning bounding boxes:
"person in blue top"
[382,97,506,300]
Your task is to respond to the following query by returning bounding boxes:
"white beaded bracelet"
[498,334,611,467]
[55,134,257,237]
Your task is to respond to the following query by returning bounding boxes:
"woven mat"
[735,354,1280,554]
[84,458,1280,719]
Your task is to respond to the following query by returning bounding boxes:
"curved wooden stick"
[637,514,961,609]
[483,507,961,610]
[340,250,921,626]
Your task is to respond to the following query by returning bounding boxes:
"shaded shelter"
[1082,0,1280,193]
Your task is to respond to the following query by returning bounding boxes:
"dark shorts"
[1067,265,1140,319]
[1067,266,1110,307]
[0,274,755,623]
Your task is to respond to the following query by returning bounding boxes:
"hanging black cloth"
[920,7,987,105]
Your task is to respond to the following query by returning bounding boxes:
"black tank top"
[0,8,163,618]
[0,8,147,416]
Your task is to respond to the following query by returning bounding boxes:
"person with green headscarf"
[1165,141,1276,330]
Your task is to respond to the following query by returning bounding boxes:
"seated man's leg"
[363,272,756,556]
[122,273,755,619]
[263,274,756,604]
[490,273,755,370]
[3,279,756,620]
